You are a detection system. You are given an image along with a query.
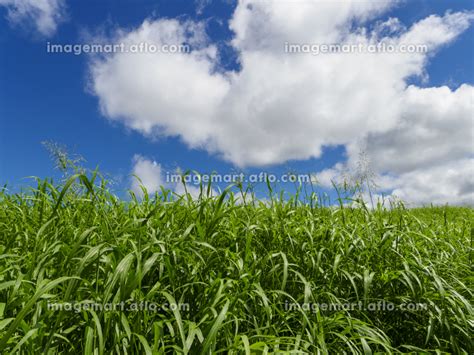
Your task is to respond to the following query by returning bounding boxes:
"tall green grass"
[0,172,472,353]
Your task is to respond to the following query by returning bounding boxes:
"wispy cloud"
[0,0,66,36]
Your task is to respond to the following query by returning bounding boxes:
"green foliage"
[0,173,472,354]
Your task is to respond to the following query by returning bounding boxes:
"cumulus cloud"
[324,84,474,206]
[91,19,229,147]
[130,155,164,196]
[90,0,474,205]
[130,155,216,199]
[0,0,66,36]
[346,84,474,175]
[389,159,474,206]
[316,158,474,207]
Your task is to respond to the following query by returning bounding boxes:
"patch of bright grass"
[0,172,472,353]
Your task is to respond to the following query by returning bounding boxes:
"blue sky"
[0,0,473,205]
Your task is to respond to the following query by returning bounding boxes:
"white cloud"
[90,1,473,205]
[389,159,474,206]
[130,155,164,196]
[229,0,396,52]
[314,156,473,207]
[91,19,230,148]
[346,84,474,175]
[174,183,215,200]
[311,163,347,188]
[328,84,473,206]
[0,0,66,36]
[130,155,217,199]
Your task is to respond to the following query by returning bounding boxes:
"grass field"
[0,172,472,354]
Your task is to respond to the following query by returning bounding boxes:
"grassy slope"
[0,174,473,354]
